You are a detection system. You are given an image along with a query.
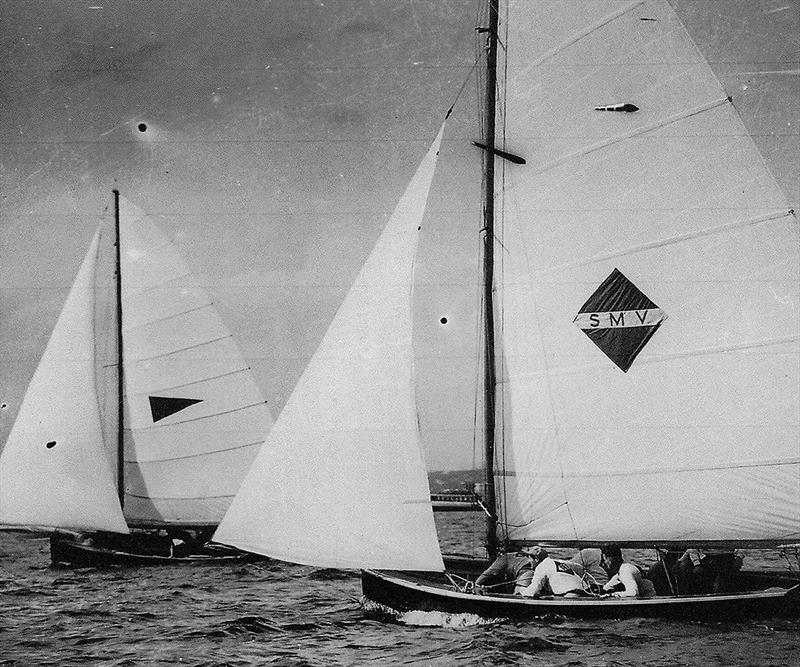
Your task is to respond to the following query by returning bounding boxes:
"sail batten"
[531,96,730,175]
[126,367,252,396]
[215,126,447,571]
[523,0,648,69]
[133,401,267,431]
[531,209,794,277]
[124,440,261,464]
[495,0,799,546]
[121,303,215,333]
[127,334,233,362]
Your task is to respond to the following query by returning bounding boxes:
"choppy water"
[1,514,798,666]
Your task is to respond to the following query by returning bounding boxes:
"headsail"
[495,0,799,545]
[118,198,273,526]
[214,126,447,571]
[0,232,128,533]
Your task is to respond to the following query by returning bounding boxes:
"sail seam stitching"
[124,439,262,463]
[499,458,800,478]
[496,335,800,381]
[533,96,730,174]
[636,334,800,366]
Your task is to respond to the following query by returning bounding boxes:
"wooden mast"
[481,0,500,561]
[113,189,125,509]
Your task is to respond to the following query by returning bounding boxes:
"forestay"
[118,198,273,526]
[0,232,128,533]
[214,127,447,571]
[495,0,799,545]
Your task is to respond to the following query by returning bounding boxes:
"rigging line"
[533,96,731,175]
[525,0,647,70]
[124,439,262,463]
[134,400,268,430]
[498,457,800,479]
[89,227,106,457]
[129,334,233,362]
[125,366,253,396]
[121,302,215,334]
[531,209,794,278]
[445,56,480,119]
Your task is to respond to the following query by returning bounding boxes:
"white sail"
[0,232,129,533]
[495,0,799,545]
[215,127,446,570]
[118,198,273,526]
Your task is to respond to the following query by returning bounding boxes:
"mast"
[481,0,500,561]
[113,189,125,509]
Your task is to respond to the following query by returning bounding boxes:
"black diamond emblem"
[573,268,667,372]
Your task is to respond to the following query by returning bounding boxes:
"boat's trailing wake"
[360,597,506,627]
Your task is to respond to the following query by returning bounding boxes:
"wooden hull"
[50,534,261,567]
[362,568,800,621]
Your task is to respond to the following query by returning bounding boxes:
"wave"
[361,596,507,627]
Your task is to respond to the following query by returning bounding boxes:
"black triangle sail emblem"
[149,396,203,423]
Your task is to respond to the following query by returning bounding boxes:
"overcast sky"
[1,0,797,470]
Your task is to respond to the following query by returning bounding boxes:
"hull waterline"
[50,533,262,567]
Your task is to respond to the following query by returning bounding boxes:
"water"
[1,516,798,666]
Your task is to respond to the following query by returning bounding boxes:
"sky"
[1,0,798,470]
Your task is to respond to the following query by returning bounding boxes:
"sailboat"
[0,192,273,566]
[214,0,799,618]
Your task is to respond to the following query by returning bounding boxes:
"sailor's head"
[521,544,548,564]
[600,544,623,575]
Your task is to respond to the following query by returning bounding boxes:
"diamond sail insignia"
[573,268,667,372]
[214,126,446,571]
[495,0,799,546]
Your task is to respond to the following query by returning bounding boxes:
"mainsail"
[118,197,273,527]
[494,0,799,545]
[214,127,446,571]
[0,198,273,534]
[0,232,128,533]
